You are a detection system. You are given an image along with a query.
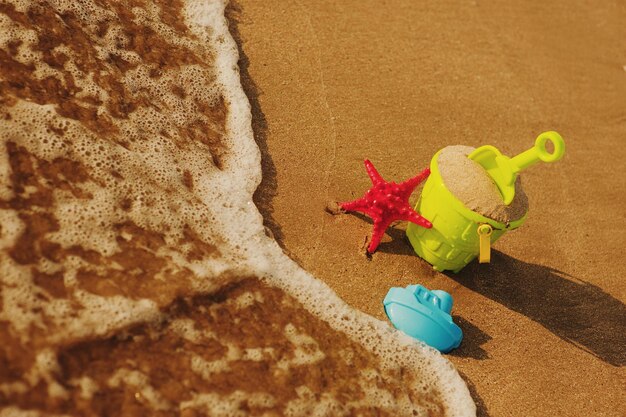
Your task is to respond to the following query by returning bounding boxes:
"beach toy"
[339,159,432,253]
[383,284,462,353]
[468,131,565,204]
[407,131,565,272]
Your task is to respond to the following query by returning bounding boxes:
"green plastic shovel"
[468,131,566,205]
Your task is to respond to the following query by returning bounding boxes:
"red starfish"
[340,159,432,253]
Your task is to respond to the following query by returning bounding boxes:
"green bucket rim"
[427,149,527,231]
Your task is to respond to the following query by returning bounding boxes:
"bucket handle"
[510,131,565,173]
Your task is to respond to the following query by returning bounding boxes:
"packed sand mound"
[438,146,528,224]
[0,0,474,415]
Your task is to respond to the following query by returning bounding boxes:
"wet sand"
[229,1,626,416]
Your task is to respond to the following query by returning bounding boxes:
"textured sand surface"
[231,1,626,416]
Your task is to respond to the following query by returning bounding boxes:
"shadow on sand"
[337,211,417,257]
[226,3,285,249]
[450,250,626,367]
[354,212,625,367]
[450,316,492,360]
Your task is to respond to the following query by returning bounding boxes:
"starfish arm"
[398,168,430,198]
[367,218,392,253]
[339,197,369,213]
[400,209,433,229]
[364,159,384,185]
[342,161,431,252]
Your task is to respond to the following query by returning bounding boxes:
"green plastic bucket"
[406,150,527,273]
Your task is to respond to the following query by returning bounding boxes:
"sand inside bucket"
[438,145,529,224]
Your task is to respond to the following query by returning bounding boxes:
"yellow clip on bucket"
[477,224,493,263]
[407,131,564,273]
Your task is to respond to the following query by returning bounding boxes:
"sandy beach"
[0,0,624,415]
[230,1,626,416]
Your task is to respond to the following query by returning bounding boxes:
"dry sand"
[230,1,626,416]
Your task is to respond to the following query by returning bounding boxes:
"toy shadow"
[451,251,626,367]
[342,211,417,257]
[376,224,419,257]
[449,316,492,360]
[347,213,625,366]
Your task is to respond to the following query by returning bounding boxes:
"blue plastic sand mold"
[383,285,463,353]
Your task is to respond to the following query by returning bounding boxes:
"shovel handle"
[510,131,565,173]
